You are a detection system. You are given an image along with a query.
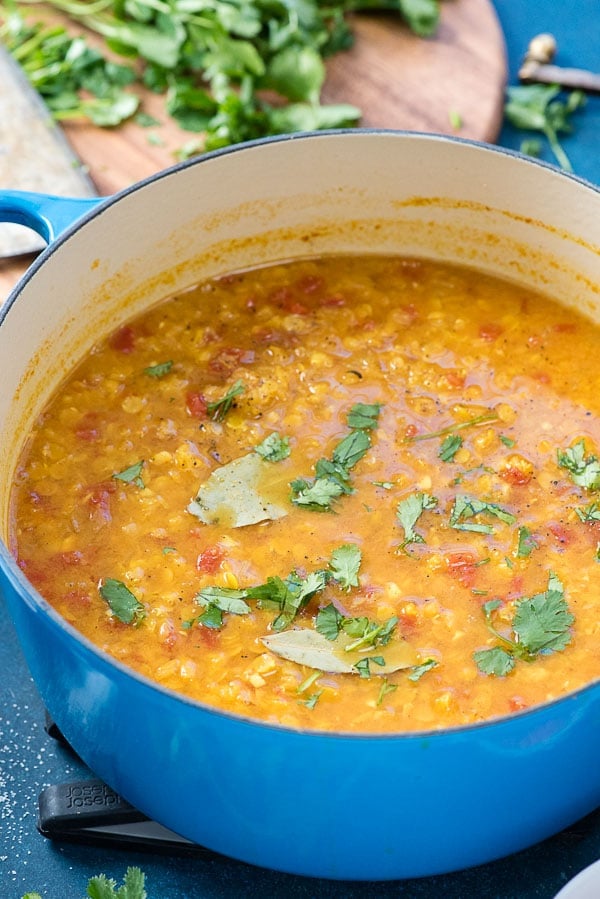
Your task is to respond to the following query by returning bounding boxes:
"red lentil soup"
[10,255,600,733]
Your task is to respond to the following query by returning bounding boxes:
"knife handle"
[0,190,102,245]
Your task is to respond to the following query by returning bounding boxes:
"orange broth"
[10,255,600,732]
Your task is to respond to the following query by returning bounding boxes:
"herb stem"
[405,411,499,443]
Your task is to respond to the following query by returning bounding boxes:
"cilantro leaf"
[331,429,371,470]
[290,476,346,510]
[113,460,145,489]
[396,492,438,550]
[576,502,600,523]
[449,494,516,534]
[516,525,539,558]
[407,657,439,682]
[193,585,251,616]
[473,646,516,677]
[315,603,343,640]
[329,544,362,591]
[291,401,381,511]
[346,402,382,430]
[206,380,245,421]
[144,360,173,378]
[513,572,573,654]
[438,434,462,462]
[99,579,146,625]
[255,432,290,462]
[475,572,574,676]
[557,440,600,491]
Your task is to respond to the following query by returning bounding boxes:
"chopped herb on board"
[99,578,146,625]
[474,571,574,676]
[3,1,440,150]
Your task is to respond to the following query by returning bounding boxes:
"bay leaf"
[188,452,289,528]
[261,627,419,675]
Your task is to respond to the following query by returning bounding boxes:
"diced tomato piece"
[499,466,533,486]
[553,322,577,334]
[297,275,324,295]
[76,411,100,442]
[110,326,136,353]
[186,391,208,418]
[196,545,225,574]
[209,346,253,376]
[548,522,572,546]
[198,626,220,647]
[479,323,504,341]
[508,696,529,712]
[445,552,478,589]
[404,424,418,439]
[87,480,117,523]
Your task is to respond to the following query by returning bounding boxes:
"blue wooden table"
[1,2,599,896]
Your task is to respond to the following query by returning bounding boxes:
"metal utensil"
[0,43,95,258]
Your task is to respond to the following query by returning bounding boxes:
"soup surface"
[11,255,600,732]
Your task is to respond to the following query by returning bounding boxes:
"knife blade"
[0,42,96,258]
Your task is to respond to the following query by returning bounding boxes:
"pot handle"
[0,190,104,245]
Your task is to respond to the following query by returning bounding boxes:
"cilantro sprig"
[474,572,574,676]
[557,439,600,491]
[187,543,361,632]
[291,402,381,511]
[504,84,586,172]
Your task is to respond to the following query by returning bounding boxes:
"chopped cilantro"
[354,655,385,678]
[290,476,345,510]
[329,544,362,591]
[255,432,290,462]
[346,402,382,430]
[450,495,516,534]
[516,525,539,558]
[291,402,381,511]
[207,380,245,421]
[396,492,438,551]
[99,578,146,625]
[315,603,343,640]
[474,572,574,676]
[438,434,462,462]
[112,460,145,489]
[576,502,600,523]
[557,439,600,491]
[407,658,439,682]
[376,678,398,705]
[499,434,516,448]
[144,360,173,378]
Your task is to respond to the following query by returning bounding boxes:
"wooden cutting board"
[0,0,506,296]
